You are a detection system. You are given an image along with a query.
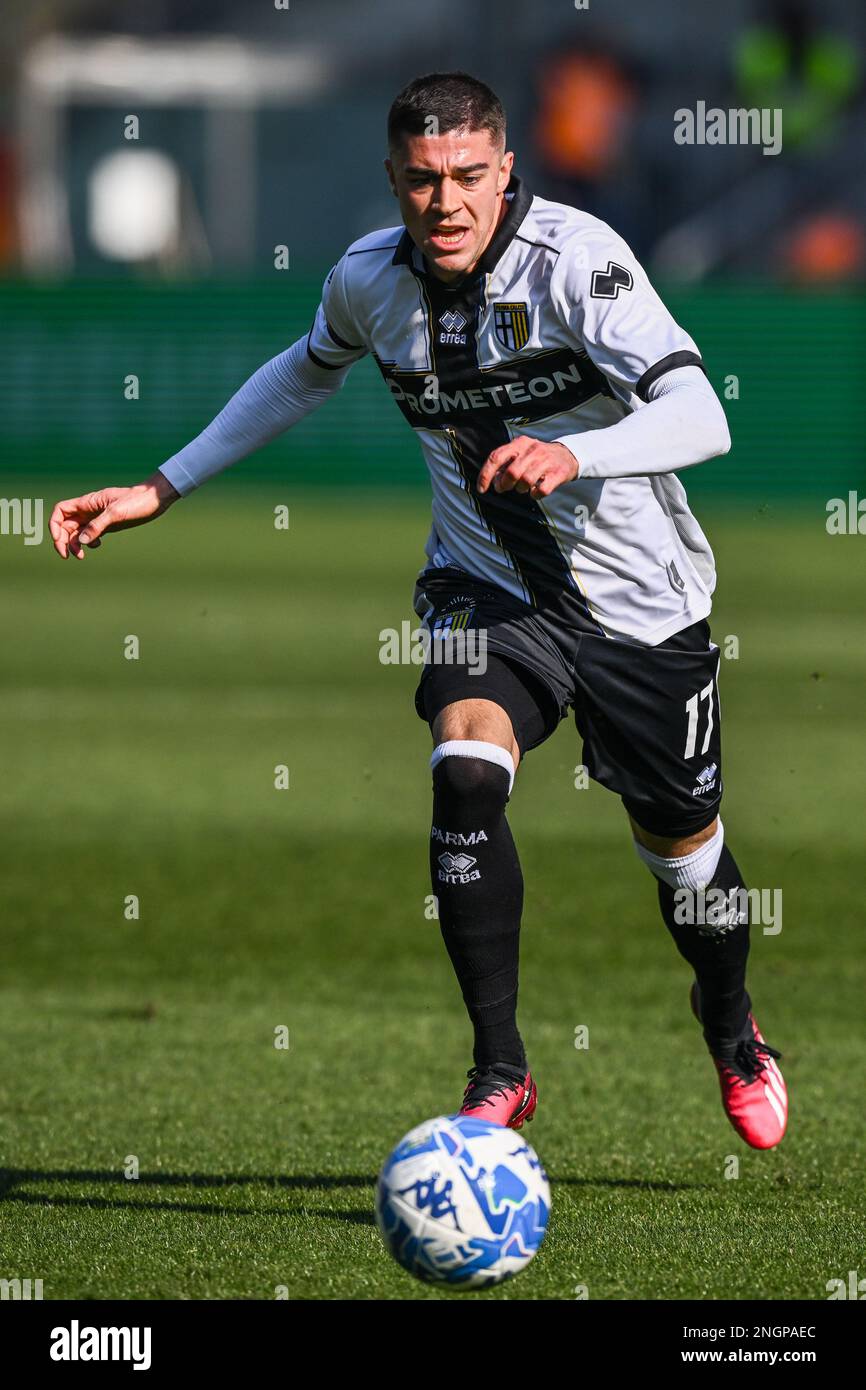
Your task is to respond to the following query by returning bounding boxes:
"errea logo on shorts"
[692,762,718,795]
[50,1320,152,1371]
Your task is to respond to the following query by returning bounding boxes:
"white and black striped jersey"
[306,176,724,645]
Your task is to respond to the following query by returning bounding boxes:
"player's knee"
[431,740,515,810]
[432,699,520,769]
[633,817,724,892]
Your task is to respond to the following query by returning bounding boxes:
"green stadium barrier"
[1,276,863,499]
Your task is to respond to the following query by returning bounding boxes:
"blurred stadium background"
[0,0,864,495]
[1,0,865,1301]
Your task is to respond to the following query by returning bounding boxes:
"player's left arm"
[478,229,730,498]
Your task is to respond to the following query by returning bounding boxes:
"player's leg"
[425,673,541,1129]
[431,692,522,1059]
[413,571,572,1126]
[630,814,751,1044]
[630,812,787,1150]
[572,619,787,1149]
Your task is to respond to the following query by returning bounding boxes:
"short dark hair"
[387,71,506,152]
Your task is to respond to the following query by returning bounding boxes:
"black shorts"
[413,566,722,839]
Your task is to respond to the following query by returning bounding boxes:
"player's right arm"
[50,256,367,558]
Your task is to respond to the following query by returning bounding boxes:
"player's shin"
[430,741,526,1070]
[636,823,751,1047]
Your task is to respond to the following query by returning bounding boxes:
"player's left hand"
[477,436,578,498]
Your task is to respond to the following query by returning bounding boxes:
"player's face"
[386,129,514,282]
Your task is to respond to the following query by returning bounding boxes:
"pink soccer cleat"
[691,981,787,1150]
[459,1063,537,1129]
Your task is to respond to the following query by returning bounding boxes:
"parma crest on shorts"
[432,607,475,637]
[493,302,530,351]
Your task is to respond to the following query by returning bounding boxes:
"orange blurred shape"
[0,141,17,265]
[785,213,865,282]
[535,54,636,180]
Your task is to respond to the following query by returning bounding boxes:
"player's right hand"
[49,471,181,559]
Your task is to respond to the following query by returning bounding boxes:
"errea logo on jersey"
[439,309,467,346]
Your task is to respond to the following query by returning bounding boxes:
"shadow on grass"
[0,1167,704,1215]
[552,1176,707,1191]
[0,1169,376,1192]
[0,1169,379,1220]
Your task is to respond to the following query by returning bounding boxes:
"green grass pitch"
[1,484,863,1300]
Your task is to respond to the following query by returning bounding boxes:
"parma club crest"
[493,302,530,351]
[432,607,475,637]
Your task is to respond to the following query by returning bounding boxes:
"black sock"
[431,754,526,1071]
[656,843,751,1048]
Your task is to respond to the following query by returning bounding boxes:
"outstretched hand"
[49,472,180,559]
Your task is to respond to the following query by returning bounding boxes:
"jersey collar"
[391,174,533,284]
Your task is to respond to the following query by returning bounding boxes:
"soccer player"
[50,72,787,1150]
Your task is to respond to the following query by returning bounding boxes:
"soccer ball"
[375,1114,550,1288]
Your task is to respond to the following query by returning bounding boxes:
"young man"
[50,72,787,1150]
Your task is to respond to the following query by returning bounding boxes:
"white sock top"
[431,739,515,795]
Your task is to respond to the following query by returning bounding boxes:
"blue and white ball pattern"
[375,1114,550,1288]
